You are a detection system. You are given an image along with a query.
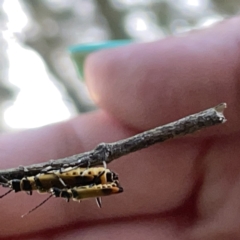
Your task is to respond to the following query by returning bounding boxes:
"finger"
[85,17,240,134]
[187,135,240,239]
[0,110,200,236]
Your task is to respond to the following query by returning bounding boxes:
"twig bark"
[0,103,227,180]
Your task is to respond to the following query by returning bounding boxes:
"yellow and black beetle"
[1,167,118,195]
[50,181,123,208]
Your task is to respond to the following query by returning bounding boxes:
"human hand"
[1,17,240,239]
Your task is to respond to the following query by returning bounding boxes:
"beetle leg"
[95,197,102,208]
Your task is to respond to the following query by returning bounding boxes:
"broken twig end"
[214,102,227,123]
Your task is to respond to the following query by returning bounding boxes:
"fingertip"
[85,44,135,105]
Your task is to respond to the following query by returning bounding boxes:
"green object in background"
[68,40,132,80]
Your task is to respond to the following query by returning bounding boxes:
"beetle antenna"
[0,189,12,198]
[21,194,53,218]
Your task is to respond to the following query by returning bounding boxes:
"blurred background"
[0,0,239,132]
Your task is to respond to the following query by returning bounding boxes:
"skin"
[0,16,240,239]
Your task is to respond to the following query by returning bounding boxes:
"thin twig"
[0,103,227,180]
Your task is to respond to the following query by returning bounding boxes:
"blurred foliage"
[0,0,239,131]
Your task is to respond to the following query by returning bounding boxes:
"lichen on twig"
[0,103,227,180]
